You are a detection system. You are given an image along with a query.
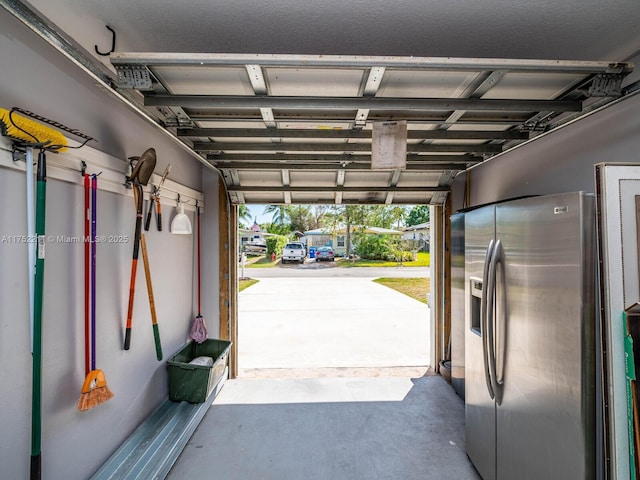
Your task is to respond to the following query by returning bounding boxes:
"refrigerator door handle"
[488,239,504,405]
[481,239,496,400]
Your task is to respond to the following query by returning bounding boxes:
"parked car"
[315,246,335,262]
[282,242,306,264]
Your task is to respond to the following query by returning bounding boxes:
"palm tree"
[287,205,314,232]
[238,204,251,228]
[263,204,289,226]
[388,206,408,229]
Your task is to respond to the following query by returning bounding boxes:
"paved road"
[241,261,430,278]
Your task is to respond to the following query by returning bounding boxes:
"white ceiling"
[25,0,640,61]
[11,0,640,205]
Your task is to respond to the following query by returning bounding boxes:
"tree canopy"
[252,204,427,233]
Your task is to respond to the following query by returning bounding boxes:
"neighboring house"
[403,222,430,252]
[303,225,403,257]
[239,223,276,252]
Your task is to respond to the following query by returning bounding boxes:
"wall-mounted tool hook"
[81,161,87,176]
[124,156,138,188]
[12,147,26,163]
[95,26,116,56]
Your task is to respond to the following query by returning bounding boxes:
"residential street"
[242,261,430,279]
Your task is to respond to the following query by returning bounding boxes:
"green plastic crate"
[167,339,231,403]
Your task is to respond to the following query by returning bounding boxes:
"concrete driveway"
[238,273,430,372]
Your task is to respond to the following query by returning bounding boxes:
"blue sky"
[246,204,270,225]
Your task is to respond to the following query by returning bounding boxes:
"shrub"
[266,235,288,256]
[354,235,414,261]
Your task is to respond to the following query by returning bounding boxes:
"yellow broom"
[0,108,68,149]
[0,108,71,480]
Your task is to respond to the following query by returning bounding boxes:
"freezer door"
[464,205,496,480]
[495,192,596,480]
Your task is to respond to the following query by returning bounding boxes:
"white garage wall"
[0,9,219,480]
[451,89,640,210]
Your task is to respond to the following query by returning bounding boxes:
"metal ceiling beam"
[179,127,528,140]
[355,67,385,127]
[281,169,291,204]
[227,186,449,193]
[187,112,528,124]
[335,169,346,205]
[186,113,532,126]
[245,64,278,128]
[207,153,482,163]
[213,162,470,171]
[195,142,501,153]
[111,52,632,74]
[440,70,508,129]
[146,94,582,112]
[386,169,402,204]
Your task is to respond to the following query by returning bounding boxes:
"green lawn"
[239,278,259,291]
[244,255,279,268]
[373,277,431,304]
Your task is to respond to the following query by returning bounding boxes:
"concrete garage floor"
[167,376,480,480]
[238,276,430,374]
[167,270,479,480]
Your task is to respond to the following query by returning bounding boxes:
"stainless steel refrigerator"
[451,212,466,399]
[464,192,596,480]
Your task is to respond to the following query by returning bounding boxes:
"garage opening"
[236,203,432,378]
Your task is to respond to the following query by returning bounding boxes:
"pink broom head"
[190,315,208,343]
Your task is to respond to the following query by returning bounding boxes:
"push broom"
[77,174,113,410]
[0,108,92,480]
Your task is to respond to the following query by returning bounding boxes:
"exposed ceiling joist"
[335,169,345,203]
[111,53,632,75]
[208,153,481,162]
[145,94,582,112]
[106,51,633,206]
[355,66,386,127]
[214,162,469,171]
[385,169,402,204]
[227,186,449,193]
[281,169,291,203]
[195,142,501,153]
[186,112,529,125]
[178,128,528,140]
[440,70,508,129]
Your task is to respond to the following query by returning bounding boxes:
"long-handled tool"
[124,148,156,350]
[189,201,208,343]
[83,174,91,375]
[144,164,170,231]
[78,174,113,411]
[144,185,157,232]
[0,107,92,480]
[1,109,64,355]
[26,146,36,353]
[140,233,163,360]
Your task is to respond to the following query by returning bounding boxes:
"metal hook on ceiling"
[95,26,116,56]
